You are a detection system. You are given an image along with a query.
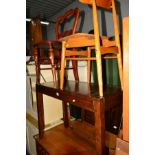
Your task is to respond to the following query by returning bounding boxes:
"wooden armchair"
[29,8,80,83]
[60,0,123,97]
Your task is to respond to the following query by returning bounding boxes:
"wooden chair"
[60,0,123,97]
[29,8,80,83]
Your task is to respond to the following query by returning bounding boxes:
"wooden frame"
[60,0,123,97]
[123,16,129,142]
[29,8,80,83]
[35,81,105,155]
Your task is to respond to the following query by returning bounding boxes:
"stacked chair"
[60,0,123,97]
[29,8,80,83]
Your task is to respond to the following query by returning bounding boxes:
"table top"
[37,80,122,99]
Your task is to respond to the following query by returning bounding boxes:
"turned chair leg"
[49,48,56,83]
[34,48,40,83]
[35,64,40,83]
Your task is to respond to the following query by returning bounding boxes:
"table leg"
[36,89,45,138]
[62,101,69,128]
[94,98,105,155]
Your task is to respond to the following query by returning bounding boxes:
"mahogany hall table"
[34,80,122,155]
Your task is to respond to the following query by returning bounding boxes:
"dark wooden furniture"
[29,8,80,83]
[34,81,122,155]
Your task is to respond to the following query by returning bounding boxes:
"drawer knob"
[113,125,117,129]
[72,99,75,102]
[56,92,59,96]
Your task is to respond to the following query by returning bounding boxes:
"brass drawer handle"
[72,99,75,102]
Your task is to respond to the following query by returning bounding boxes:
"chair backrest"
[76,0,121,96]
[29,17,42,46]
[55,8,80,40]
[79,0,112,10]
[79,0,120,47]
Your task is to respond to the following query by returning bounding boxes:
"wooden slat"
[103,56,117,59]
[65,50,89,57]
[65,57,96,60]
[101,46,118,54]
[102,40,116,47]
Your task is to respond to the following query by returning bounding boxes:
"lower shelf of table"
[34,120,100,155]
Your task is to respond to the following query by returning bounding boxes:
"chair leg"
[72,59,79,81]
[60,41,66,90]
[81,47,91,121]
[33,48,40,83]
[49,48,56,83]
[96,50,103,97]
[36,64,40,83]
[58,50,61,69]
[112,0,123,90]
[87,47,91,83]
[117,47,123,90]
[92,0,103,97]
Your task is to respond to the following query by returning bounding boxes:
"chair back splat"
[55,8,80,40]
[29,17,42,46]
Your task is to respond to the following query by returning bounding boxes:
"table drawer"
[62,93,94,112]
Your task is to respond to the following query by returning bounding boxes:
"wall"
[26,64,63,124]
[102,0,129,36]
